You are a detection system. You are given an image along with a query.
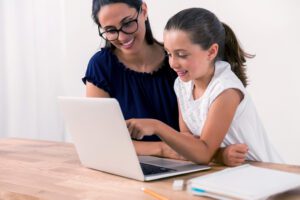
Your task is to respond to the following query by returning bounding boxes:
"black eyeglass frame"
[98,7,141,41]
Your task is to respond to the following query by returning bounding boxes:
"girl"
[127,7,283,164]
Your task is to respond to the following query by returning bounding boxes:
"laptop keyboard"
[140,163,177,175]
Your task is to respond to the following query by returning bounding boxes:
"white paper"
[188,164,300,200]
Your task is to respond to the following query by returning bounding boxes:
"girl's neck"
[193,64,215,100]
[115,42,165,73]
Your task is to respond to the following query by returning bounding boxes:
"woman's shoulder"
[89,47,115,64]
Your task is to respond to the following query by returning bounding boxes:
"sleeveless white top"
[174,61,283,163]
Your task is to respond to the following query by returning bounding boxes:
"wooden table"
[0,138,299,200]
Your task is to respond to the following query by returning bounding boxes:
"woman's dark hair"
[165,8,254,87]
[92,0,157,49]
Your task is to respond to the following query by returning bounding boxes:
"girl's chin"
[179,76,191,82]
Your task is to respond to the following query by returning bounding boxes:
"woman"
[83,0,247,166]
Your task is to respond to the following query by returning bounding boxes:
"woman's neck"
[115,42,165,73]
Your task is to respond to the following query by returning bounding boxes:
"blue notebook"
[188,164,300,200]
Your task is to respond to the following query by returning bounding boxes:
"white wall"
[63,0,99,97]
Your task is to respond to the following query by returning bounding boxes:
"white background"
[0,0,299,165]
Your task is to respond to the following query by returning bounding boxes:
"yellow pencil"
[141,187,169,200]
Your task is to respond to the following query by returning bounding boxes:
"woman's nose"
[118,31,130,42]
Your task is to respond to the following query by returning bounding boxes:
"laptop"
[58,97,210,181]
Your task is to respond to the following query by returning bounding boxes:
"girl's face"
[164,30,217,82]
[98,3,147,54]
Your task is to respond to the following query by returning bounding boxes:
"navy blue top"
[82,48,179,141]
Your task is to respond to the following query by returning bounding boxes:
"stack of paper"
[188,164,300,200]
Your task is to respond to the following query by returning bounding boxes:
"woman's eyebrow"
[120,15,134,23]
[103,15,134,29]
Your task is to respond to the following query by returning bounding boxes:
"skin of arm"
[130,104,193,160]
[127,88,243,164]
[213,143,248,166]
[86,82,110,97]
[178,102,248,165]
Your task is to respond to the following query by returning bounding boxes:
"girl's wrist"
[153,119,165,136]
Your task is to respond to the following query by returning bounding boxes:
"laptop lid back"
[58,97,144,181]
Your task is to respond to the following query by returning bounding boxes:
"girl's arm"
[213,143,248,166]
[127,88,243,164]
[129,104,196,160]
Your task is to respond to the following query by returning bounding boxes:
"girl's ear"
[141,2,148,20]
[208,43,219,61]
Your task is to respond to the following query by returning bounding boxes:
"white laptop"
[58,97,210,181]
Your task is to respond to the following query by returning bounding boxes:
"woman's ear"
[208,43,219,61]
[141,2,148,20]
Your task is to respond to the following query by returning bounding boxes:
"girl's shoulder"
[211,61,245,90]
[207,61,246,103]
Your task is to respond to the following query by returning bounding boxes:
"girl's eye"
[178,53,188,58]
[176,51,189,58]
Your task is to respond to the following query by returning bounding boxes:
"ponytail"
[165,8,254,87]
[222,23,254,87]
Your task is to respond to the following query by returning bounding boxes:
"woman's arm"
[86,81,110,97]
[127,89,243,164]
[132,140,187,160]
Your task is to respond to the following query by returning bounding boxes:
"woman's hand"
[132,140,187,161]
[126,118,160,140]
[160,142,187,161]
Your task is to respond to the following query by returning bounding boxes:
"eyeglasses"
[98,8,141,41]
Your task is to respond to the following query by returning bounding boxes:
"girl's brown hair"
[165,8,254,86]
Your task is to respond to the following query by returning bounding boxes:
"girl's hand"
[222,144,248,166]
[126,119,159,140]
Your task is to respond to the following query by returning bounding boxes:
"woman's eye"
[105,29,117,34]
[123,21,133,28]
[106,29,117,33]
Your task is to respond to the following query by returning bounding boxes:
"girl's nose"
[169,56,179,69]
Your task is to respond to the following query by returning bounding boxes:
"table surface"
[0,138,299,200]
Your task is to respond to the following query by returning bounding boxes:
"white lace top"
[174,61,283,163]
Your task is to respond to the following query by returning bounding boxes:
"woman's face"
[164,30,215,82]
[98,3,147,55]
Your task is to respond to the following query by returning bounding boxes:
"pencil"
[141,187,169,200]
